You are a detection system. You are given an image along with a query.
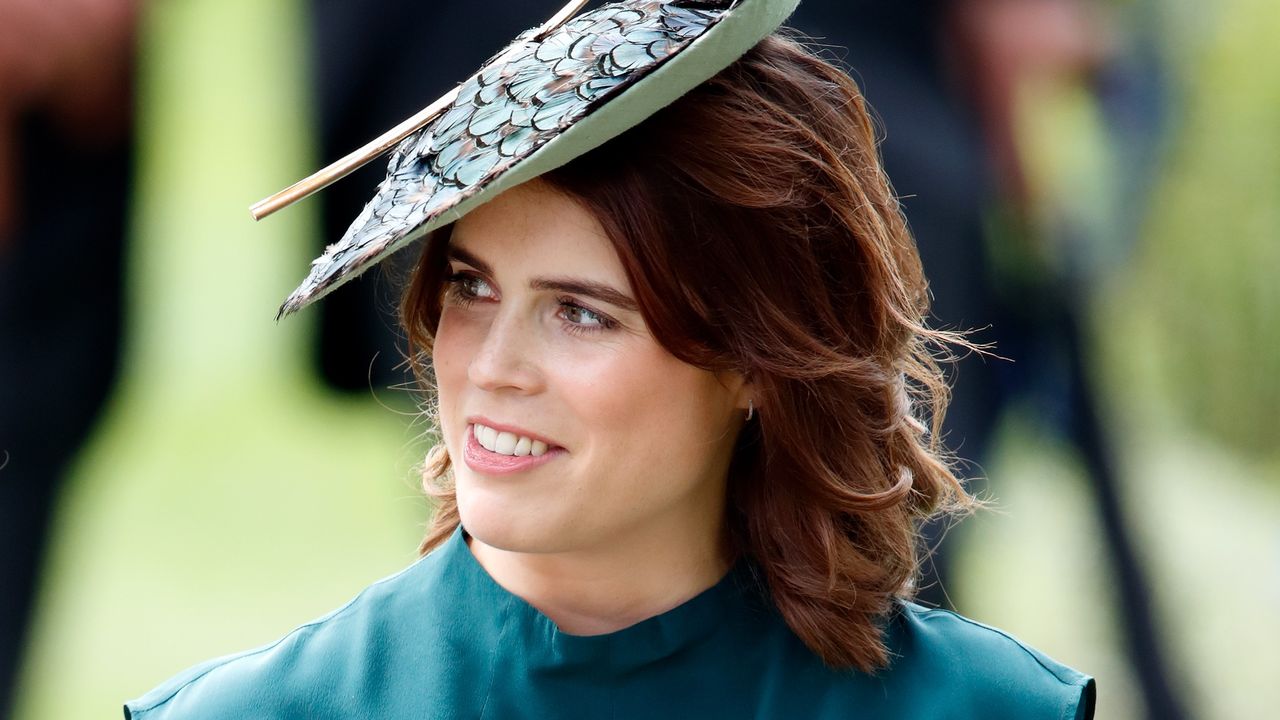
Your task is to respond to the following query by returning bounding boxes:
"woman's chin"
[456,489,559,554]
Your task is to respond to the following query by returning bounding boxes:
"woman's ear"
[742,378,758,414]
[718,370,758,418]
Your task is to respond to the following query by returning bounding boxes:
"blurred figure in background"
[0,0,138,716]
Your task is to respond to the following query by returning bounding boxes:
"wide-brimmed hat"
[253,0,800,318]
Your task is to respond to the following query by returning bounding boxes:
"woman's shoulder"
[876,600,1097,720]
[123,551,449,719]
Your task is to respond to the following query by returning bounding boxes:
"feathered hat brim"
[255,0,800,318]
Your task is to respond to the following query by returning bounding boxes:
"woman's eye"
[444,272,494,304]
[444,273,614,335]
[561,303,602,326]
[558,300,616,334]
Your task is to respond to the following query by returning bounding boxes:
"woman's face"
[432,180,749,558]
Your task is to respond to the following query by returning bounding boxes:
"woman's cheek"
[432,312,475,437]
[435,308,485,372]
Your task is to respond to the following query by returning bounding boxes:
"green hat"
[260,0,800,318]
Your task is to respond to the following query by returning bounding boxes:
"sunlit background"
[4,0,1277,718]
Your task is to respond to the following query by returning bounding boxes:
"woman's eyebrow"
[447,246,494,274]
[447,245,639,313]
[529,277,639,313]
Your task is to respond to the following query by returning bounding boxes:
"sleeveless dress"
[124,525,1096,719]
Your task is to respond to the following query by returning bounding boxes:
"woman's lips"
[462,424,564,475]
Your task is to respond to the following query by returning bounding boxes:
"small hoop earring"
[746,399,754,421]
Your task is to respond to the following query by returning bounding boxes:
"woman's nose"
[467,311,544,394]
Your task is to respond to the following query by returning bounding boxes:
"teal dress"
[125,526,1096,719]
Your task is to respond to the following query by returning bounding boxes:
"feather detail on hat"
[269,0,799,318]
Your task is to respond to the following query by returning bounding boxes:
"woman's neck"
[466,518,734,636]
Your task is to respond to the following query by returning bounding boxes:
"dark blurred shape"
[0,0,139,715]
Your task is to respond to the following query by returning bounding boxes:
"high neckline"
[440,524,761,673]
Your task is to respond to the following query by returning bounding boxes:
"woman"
[126,2,1096,718]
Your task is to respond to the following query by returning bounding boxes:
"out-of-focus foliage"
[1133,0,1280,457]
[1015,0,1279,460]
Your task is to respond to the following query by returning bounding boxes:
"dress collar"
[438,524,763,674]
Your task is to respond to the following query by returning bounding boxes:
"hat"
[255,0,800,318]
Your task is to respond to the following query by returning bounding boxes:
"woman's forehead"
[449,181,624,280]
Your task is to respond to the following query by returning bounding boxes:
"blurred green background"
[10,0,1279,718]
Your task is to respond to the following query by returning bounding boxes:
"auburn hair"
[400,33,976,672]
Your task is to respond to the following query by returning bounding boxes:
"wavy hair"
[400,32,977,673]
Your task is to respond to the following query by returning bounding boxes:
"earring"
[746,399,754,421]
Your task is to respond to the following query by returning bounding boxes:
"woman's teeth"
[473,423,549,457]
